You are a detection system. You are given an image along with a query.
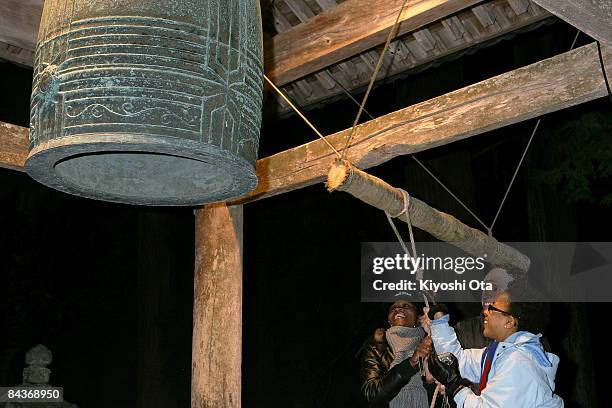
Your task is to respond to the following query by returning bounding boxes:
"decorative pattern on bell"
[26,0,263,206]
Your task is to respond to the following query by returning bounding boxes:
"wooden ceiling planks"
[270,0,552,114]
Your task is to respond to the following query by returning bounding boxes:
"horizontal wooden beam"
[0,121,28,171]
[265,0,481,86]
[533,0,612,47]
[2,44,611,204]
[0,41,35,66]
[0,0,41,55]
[236,42,612,204]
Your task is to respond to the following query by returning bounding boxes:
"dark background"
[1,18,610,407]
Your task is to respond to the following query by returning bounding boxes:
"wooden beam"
[0,41,35,66]
[0,121,28,171]
[533,0,612,47]
[265,0,482,86]
[0,0,42,53]
[192,204,243,408]
[3,44,611,204]
[237,42,612,204]
[326,160,530,271]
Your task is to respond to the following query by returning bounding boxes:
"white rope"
[488,29,581,235]
[488,119,540,234]
[402,190,418,261]
[341,0,410,158]
[384,189,414,259]
[263,75,342,158]
[430,383,441,408]
[384,189,432,308]
[385,211,412,259]
[331,77,376,119]
[402,192,431,309]
[389,188,410,218]
[411,156,489,231]
[385,210,430,317]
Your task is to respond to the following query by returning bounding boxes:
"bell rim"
[25,133,258,206]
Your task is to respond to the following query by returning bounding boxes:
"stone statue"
[1,345,77,408]
[22,345,52,385]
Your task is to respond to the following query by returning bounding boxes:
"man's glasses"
[485,304,520,319]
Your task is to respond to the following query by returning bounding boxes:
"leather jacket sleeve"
[360,338,418,406]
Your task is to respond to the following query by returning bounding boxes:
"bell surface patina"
[27,0,263,206]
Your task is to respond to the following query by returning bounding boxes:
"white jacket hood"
[503,331,560,390]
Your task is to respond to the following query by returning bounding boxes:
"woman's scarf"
[385,326,429,408]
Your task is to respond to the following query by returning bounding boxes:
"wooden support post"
[326,160,530,271]
[192,204,243,408]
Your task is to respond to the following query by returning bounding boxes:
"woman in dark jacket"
[360,301,432,408]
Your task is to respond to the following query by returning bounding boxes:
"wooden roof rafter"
[533,0,612,47]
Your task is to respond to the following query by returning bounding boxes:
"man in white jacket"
[425,278,564,407]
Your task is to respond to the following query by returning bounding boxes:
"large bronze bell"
[26,0,263,206]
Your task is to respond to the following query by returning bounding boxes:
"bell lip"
[24,133,259,206]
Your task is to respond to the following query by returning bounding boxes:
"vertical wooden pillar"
[192,204,243,408]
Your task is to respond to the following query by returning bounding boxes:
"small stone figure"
[22,345,52,385]
[1,345,77,408]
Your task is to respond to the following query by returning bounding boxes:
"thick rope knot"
[387,188,410,218]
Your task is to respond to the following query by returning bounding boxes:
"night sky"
[1,18,611,408]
